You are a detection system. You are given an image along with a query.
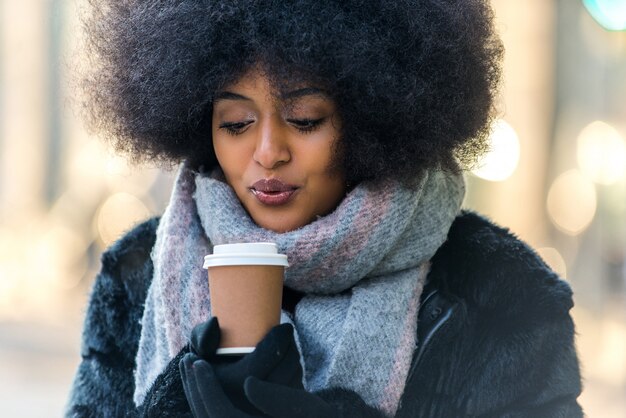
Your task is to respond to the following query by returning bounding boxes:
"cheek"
[213,143,230,175]
[307,144,346,201]
[213,137,247,178]
[309,137,343,179]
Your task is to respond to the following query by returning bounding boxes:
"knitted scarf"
[134,162,464,416]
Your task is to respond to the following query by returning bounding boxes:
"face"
[211,68,346,233]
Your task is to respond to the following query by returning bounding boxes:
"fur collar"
[430,211,573,317]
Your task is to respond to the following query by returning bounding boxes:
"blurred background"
[1,0,625,416]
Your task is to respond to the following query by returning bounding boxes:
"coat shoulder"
[99,217,160,303]
[430,211,573,317]
[82,217,159,358]
[407,211,583,417]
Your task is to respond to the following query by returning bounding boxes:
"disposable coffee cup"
[203,243,288,355]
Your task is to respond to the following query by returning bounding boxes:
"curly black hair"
[79,0,503,184]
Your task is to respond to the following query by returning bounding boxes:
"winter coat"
[65,211,583,417]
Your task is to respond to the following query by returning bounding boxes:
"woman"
[66,0,583,417]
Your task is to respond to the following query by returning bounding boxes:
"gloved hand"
[180,317,303,417]
[243,379,384,418]
[181,354,257,418]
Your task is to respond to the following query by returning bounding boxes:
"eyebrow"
[213,87,331,103]
[213,92,252,102]
[280,87,331,101]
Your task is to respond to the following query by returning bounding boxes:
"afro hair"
[79,0,503,184]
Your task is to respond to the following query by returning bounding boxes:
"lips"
[250,179,298,206]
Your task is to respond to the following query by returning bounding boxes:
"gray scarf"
[134,162,464,416]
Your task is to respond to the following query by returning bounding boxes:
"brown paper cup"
[203,243,288,355]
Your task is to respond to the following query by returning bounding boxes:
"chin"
[255,215,307,234]
[260,222,298,234]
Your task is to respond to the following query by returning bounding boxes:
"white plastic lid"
[203,242,289,268]
[216,347,255,355]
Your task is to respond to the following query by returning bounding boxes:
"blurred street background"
[1,0,625,416]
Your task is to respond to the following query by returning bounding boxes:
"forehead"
[214,68,332,104]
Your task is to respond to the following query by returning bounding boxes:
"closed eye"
[219,120,253,136]
[287,118,326,133]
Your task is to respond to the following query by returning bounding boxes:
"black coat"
[65,212,583,417]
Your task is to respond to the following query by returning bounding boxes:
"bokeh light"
[69,139,109,203]
[471,119,521,182]
[95,193,152,246]
[577,121,626,185]
[547,169,597,235]
[583,0,626,31]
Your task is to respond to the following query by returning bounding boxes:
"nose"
[253,118,291,169]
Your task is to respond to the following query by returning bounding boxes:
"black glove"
[181,354,257,418]
[180,317,303,417]
[190,317,302,389]
[243,379,384,418]
[181,318,382,418]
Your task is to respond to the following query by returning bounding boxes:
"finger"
[244,376,334,418]
[264,333,304,388]
[247,323,297,377]
[193,360,253,418]
[179,354,191,401]
[180,353,200,397]
[190,317,220,358]
[254,323,294,356]
[180,354,210,418]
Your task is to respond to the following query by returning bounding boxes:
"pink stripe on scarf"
[378,263,430,415]
[159,169,200,356]
[291,185,395,289]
